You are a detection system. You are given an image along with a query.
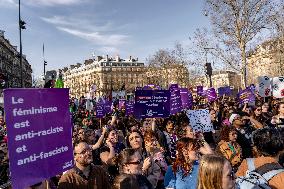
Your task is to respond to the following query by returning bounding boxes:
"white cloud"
[41,16,113,32]
[0,0,17,8]
[57,27,128,46]
[24,0,86,6]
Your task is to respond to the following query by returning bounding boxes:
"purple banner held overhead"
[126,101,135,116]
[104,100,112,114]
[206,88,217,102]
[237,88,256,104]
[170,88,183,115]
[3,89,73,189]
[179,88,193,109]
[218,86,232,96]
[197,86,204,96]
[96,103,105,118]
[134,90,171,118]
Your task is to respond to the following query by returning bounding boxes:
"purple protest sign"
[169,84,179,91]
[206,88,217,102]
[170,88,182,115]
[104,100,112,114]
[197,86,204,96]
[179,88,193,109]
[142,84,161,90]
[96,103,105,118]
[134,90,171,118]
[119,99,126,109]
[218,86,232,96]
[3,89,73,189]
[237,88,255,104]
[126,101,135,116]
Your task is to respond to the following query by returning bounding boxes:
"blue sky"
[0,0,210,77]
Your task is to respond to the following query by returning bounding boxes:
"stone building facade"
[145,64,189,89]
[247,36,284,84]
[0,30,32,88]
[62,55,145,98]
[193,71,242,89]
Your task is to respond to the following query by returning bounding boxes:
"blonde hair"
[197,154,228,189]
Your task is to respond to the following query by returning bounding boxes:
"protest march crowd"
[1,83,284,189]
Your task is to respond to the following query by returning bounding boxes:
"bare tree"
[205,0,276,87]
[146,44,190,88]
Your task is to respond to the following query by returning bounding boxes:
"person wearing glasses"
[113,148,153,189]
[126,130,161,188]
[197,154,236,189]
[58,141,111,189]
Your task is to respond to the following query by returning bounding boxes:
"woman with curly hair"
[215,126,242,171]
[164,137,203,189]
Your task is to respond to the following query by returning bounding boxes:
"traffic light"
[19,20,26,29]
[205,63,212,76]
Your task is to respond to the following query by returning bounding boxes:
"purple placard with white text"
[119,99,126,109]
[170,88,182,114]
[197,86,204,96]
[134,90,170,118]
[3,89,73,189]
[126,101,135,116]
[104,101,112,114]
[179,88,192,109]
[96,103,105,118]
[206,88,217,102]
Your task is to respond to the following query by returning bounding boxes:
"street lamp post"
[19,0,26,88]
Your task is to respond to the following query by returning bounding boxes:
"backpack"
[236,158,284,189]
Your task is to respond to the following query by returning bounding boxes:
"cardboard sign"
[186,109,213,132]
[272,76,284,98]
[4,89,73,189]
[134,90,170,118]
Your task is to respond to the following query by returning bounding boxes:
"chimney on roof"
[0,30,4,37]
[97,56,102,62]
[129,56,132,61]
[116,55,120,62]
[106,55,109,61]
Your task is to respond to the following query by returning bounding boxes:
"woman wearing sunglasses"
[164,137,204,189]
[126,130,161,188]
[113,148,153,189]
[197,154,236,189]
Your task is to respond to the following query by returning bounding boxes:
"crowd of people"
[1,92,284,189]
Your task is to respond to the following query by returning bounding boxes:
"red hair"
[172,137,200,177]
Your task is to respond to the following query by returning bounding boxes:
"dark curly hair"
[219,126,237,142]
[253,128,284,157]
